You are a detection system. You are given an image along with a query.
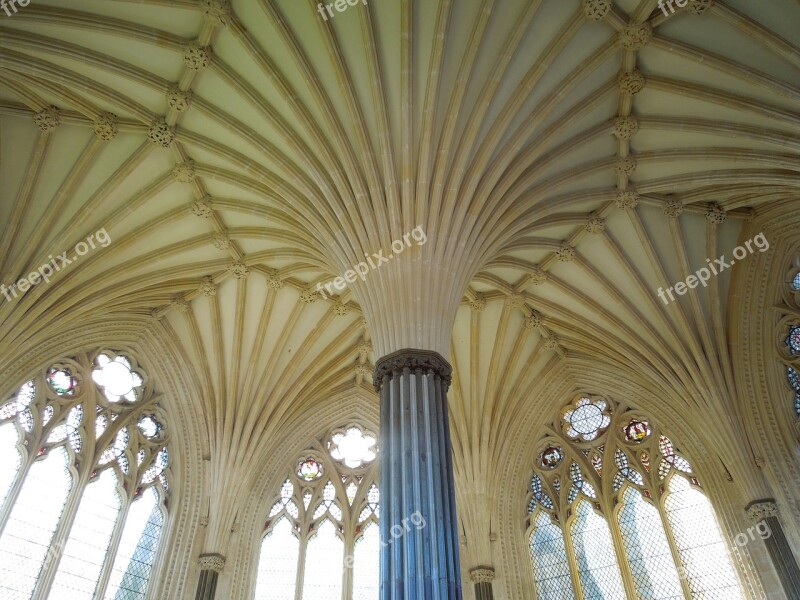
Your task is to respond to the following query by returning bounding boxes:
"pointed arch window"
[525,394,746,599]
[0,351,171,600]
[254,424,379,600]
[782,261,800,417]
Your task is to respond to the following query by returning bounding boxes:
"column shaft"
[747,500,800,600]
[376,349,462,600]
[194,553,225,600]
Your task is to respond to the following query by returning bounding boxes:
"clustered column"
[469,566,496,600]
[194,553,225,600]
[374,349,463,599]
[746,499,800,599]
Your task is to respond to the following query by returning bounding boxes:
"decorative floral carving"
[469,567,496,583]
[229,261,249,279]
[213,235,231,250]
[167,86,193,112]
[544,334,561,351]
[746,500,778,523]
[619,70,646,95]
[506,293,526,308]
[299,288,317,304]
[619,22,653,50]
[615,190,640,210]
[147,119,175,148]
[200,0,231,25]
[333,300,349,316]
[266,270,284,290]
[92,112,118,140]
[470,294,487,312]
[171,296,189,312]
[615,156,637,175]
[184,43,212,70]
[173,160,197,183]
[191,197,213,218]
[613,116,639,140]
[530,266,548,285]
[582,0,611,20]
[524,311,544,330]
[373,349,453,392]
[688,0,714,14]
[663,197,684,218]
[705,203,727,225]
[199,277,216,297]
[34,106,60,132]
[555,242,576,262]
[198,553,226,573]
[586,216,606,234]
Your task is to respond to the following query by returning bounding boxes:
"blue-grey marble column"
[375,349,462,600]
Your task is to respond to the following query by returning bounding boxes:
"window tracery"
[0,350,170,600]
[255,424,379,600]
[525,394,745,599]
[782,258,800,418]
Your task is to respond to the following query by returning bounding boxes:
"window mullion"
[294,516,309,600]
[342,518,353,600]
[605,497,640,599]
[656,482,694,598]
[0,440,36,537]
[30,465,88,599]
[93,492,132,600]
[561,512,585,600]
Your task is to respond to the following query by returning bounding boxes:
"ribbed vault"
[1,0,799,596]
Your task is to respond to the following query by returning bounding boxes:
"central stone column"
[375,349,462,599]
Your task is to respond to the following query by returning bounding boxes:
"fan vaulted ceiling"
[0,0,799,570]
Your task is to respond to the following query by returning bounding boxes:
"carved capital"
[198,553,226,573]
[746,499,779,523]
[469,566,496,583]
[373,349,453,392]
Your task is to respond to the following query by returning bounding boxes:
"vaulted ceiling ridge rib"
[648,76,800,126]
[232,9,377,251]
[640,116,800,149]
[651,35,800,99]
[712,1,800,65]
[1,29,175,93]
[6,6,189,48]
[428,0,507,248]
[0,49,154,121]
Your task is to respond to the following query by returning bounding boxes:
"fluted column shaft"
[375,349,462,600]
[746,500,800,599]
[470,567,495,600]
[194,553,225,600]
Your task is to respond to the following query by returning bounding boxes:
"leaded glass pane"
[255,517,299,600]
[570,500,625,600]
[618,487,683,599]
[104,486,163,600]
[0,422,22,511]
[352,522,379,600]
[301,519,344,600]
[529,511,575,599]
[49,468,122,599]
[664,475,744,599]
[0,446,73,599]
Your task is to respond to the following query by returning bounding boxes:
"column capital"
[373,348,452,392]
[198,553,226,573]
[469,566,496,583]
[745,499,779,523]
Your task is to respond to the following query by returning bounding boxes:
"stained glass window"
[0,352,170,599]
[792,271,800,291]
[254,426,380,600]
[525,395,747,599]
[787,325,800,355]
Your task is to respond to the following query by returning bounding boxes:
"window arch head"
[524,394,745,599]
[0,349,172,600]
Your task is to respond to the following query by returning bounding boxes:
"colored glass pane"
[788,326,800,355]
[47,368,76,396]
[541,446,564,469]
[297,458,323,481]
[623,419,651,443]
